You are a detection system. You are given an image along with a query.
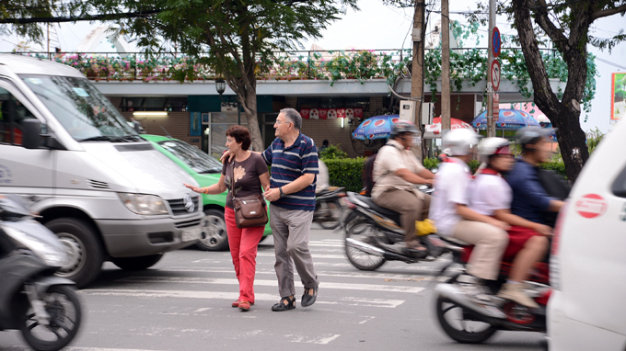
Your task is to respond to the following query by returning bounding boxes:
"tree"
[1,0,358,151]
[509,0,626,182]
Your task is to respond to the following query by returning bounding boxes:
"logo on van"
[0,165,12,184]
[183,194,195,213]
[575,193,607,219]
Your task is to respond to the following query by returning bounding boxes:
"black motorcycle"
[314,186,346,230]
[0,195,82,351]
[341,189,445,271]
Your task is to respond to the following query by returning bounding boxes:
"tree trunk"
[242,89,264,152]
[511,0,590,182]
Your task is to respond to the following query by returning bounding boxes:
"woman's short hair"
[226,125,251,150]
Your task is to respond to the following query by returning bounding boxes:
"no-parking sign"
[491,60,501,92]
[492,27,501,58]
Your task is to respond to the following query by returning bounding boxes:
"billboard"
[611,72,626,121]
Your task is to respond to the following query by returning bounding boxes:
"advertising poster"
[190,112,202,136]
[612,72,626,121]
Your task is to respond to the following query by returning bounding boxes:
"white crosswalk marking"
[82,289,406,308]
[102,276,425,294]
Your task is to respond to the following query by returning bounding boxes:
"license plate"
[182,227,202,242]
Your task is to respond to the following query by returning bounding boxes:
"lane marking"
[158,267,447,281]
[103,277,425,294]
[82,289,405,308]
[358,316,376,325]
[287,334,341,344]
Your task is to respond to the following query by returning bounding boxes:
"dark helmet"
[516,126,555,149]
[390,120,418,139]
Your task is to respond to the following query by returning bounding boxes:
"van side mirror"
[21,119,43,149]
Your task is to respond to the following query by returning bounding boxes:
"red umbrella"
[424,117,474,137]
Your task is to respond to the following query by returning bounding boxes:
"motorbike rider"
[371,121,434,254]
[429,129,509,317]
[470,138,550,308]
[505,127,564,226]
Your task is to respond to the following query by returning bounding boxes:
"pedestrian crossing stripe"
[82,289,406,308]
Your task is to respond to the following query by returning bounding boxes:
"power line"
[596,57,626,70]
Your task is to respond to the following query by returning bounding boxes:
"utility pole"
[441,0,451,132]
[487,0,496,137]
[410,0,426,158]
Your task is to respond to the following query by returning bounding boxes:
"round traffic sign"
[492,27,501,57]
[490,59,501,92]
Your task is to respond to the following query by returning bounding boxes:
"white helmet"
[477,137,510,162]
[442,129,480,156]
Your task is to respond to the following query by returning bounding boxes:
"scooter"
[341,189,445,271]
[433,237,550,344]
[313,186,346,230]
[0,195,82,351]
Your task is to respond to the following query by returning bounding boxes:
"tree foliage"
[460,0,626,182]
[1,0,358,151]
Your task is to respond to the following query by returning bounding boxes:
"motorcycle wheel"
[344,219,386,271]
[20,285,82,351]
[435,295,498,344]
[318,200,343,230]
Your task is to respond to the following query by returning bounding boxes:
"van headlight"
[118,193,168,215]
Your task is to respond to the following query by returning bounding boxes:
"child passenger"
[470,137,550,308]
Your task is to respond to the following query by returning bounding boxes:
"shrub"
[324,157,365,192]
[542,160,566,178]
[320,145,348,159]
[321,156,567,194]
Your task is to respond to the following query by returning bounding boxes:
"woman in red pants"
[185,125,269,312]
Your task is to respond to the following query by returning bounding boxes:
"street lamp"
[215,78,226,96]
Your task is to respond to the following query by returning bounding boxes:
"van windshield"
[158,139,223,174]
[20,75,138,141]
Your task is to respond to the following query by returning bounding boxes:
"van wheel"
[111,254,164,270]
[196,208,229,251]
[45,218,103,289]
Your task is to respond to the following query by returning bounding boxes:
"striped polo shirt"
[262,133,319,211]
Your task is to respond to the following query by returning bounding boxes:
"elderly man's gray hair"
[280,107,302,130]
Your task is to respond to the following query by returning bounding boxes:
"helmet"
[516,126,555,148]
[477,137,510,162]
[390,120,418,139]
[442,129,480,156]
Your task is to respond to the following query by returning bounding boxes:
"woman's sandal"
[232,299,254,308]
[271,296,296,312]
[239,301,251,311]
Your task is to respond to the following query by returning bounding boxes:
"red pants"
[224,207,264,303]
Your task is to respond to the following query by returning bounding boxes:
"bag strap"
[230,160,237,200]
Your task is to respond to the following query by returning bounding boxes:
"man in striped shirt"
[262,107,320,312]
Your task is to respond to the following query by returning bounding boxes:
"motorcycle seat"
[316,187,345,199]
[352,193,401,224]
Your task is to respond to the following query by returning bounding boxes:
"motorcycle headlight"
[118,193,168,215]
[2,226,68,267]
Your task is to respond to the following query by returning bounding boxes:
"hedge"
[322,157,567,191]
[324,157,366,192]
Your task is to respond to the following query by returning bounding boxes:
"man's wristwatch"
[279,187,284,197]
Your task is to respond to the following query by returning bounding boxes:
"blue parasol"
[472,108,540,130]
[351,114,401,140]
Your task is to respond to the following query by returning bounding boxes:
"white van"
[0,54,203,287]
[548,118,626,349]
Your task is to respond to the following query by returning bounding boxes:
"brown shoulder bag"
[230,160,268,228]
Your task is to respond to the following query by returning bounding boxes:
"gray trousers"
[270,204,319,298]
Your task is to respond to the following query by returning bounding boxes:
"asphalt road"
[0,225,546,351]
